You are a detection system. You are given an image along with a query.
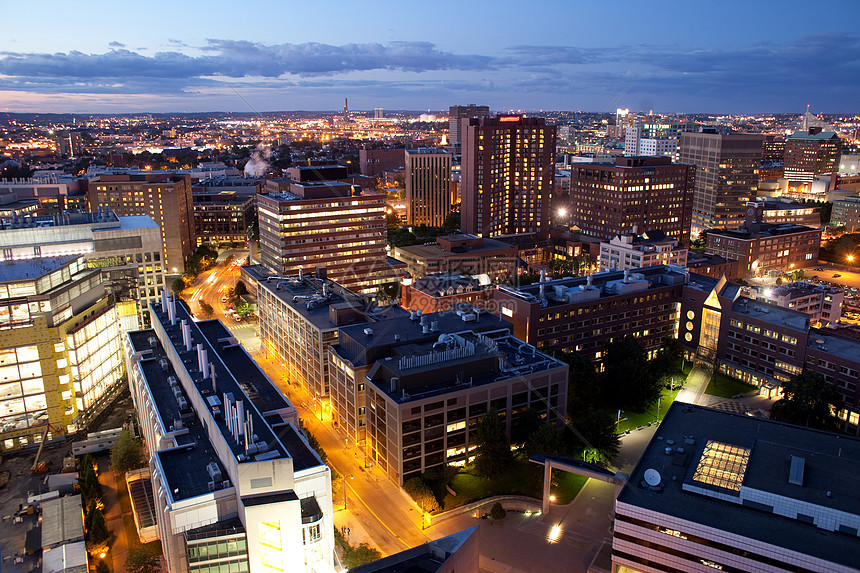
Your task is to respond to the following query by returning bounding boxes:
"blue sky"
[1,0,857,114]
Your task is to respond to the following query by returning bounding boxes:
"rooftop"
[244,265,406,331]
[41,495,84,548]
[807,330,860,362]
[0,255,81,282]
[618,403,860,570]
[732,297,810,332]
[709,222,820,240]
[409,273,493,297]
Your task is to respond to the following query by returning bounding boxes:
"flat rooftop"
[395,237,514,259]
[807,330,860,361]
[0,255,80,282]
[732,297,810,332]
[618,403,860,570]
[710,222,819,239]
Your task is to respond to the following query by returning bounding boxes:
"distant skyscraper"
[614,108,630,138]
[681,131,763,232]
[460,115,556,237]
[783,128,841,182]
[374,108,383,120]
[405,149,452,226]
[624,120,689,161]
[448,104,489,155]
[54,130,83,156]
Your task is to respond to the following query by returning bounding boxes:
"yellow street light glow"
[548,524,562,542]
[549,495,556,503]
[99,552,106,559]
[848,255,855,263]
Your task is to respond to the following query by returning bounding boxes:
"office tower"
[614,403,860,573]
[783,127,841,182]
[0,209,164,329]
[86,173,195,274]
[680,131,763,233]
[569,156,695,245]
[448,104,489,155]
[126,296,334,573]
[460,115,556,237]
[359,147,407,178]
[192,190,255,246]
[624,120,687,160]
[404,148,452,226]
[614,108,630,138]
[831,195,860,231]
[257,181,402,294]
[0,255,125,453]
[328,309,568,483]
[374,108,383,120]
[54,130,83,156]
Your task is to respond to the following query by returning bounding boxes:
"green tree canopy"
[403,477,440,513]
[579,410,622,460]
[110,428,144,476]
[126,545,160,573]
[473,408,513,478]
[490,502,507,520]
[603,336,663,412]
[85,500,110,546]
[524,421,565,458]
[771,371,841,429]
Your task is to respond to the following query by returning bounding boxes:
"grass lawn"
[706,373,758,398]
[440,458,587,512]
[616,386,682,434]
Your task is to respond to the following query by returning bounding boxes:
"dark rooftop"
[618,403,860,570]
[272,423,324,472]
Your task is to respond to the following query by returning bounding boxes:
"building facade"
[831,195,860,231]
[359,148,407,178]
[784,128,841,182]
[447,105,489,155]
[405,149,452,227]
[681,131,763,233]
[192,190,255,246]
[751,281,843,326]
[0,255,125,452]
[0,209,164,329]
[598,230,688,272]
[568,156,695,246]
[328,311,568,484]
[460,115,556,238]
[125,295,335,573]
[257,182,403,294]
[86,173,195,274]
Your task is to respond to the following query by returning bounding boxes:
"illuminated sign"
[86,256,126,269]
[499,116,521,123]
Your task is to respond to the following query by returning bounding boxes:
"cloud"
[0,34,857,112]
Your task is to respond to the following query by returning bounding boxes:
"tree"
[579,410,622,460]
[198,301,214,319]
[473,408,513,478]
[442,211,461,233]
[234,280,248,297]
[525,421,564,458]
[110,428,144,476]
[603,336,663,412]
[85,500,110,546]
[95,560,110,573]
[771,371,841,429]
[78,454,102,504]
[343,542,382,569]
[171,277,186,293]
[403,477,440,513]
[126,545,160,573]
[235,303,253,317]
[490,502,507,520]
[555,350,603,418]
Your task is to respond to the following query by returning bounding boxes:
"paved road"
[99,464,129,573]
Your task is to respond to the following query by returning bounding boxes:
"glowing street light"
[848,255,855,263]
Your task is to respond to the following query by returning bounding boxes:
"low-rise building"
[400,274,495,315]
[125,295,334,573]
[328,311,568,484]
[242,265,406,399]
[192,190,255,246]
[751,281,843,326]
[685,252,739,280]
[351,527,479,573]
[614,402,860,573]
[392,234,517,282]
[598,229,687,272]
[831,195,860,231]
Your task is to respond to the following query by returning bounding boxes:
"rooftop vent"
[788,455,805,486]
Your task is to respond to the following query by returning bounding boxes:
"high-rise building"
[192,190,255,246]
[783,128,841,182]
[0,209,164,329]
[681,131,763,233]
[86,173,195,274]
[125,296,335,573]
[359,147,407,178]
[447,104,489,155]
[623,120,688,160]
[54,130,83,156]
[0,255,125,452]
[404,148,452,226]
[568,156,695,245]
[614,108,631,138]
[460,115,556,238]
[257,181,403,294]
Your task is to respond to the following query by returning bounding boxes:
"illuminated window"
[692,441,750,492]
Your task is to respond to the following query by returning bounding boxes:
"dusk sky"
[1,0,858,114]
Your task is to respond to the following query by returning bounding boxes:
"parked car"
[833,273,842,278]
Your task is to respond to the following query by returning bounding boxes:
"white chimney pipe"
[210,363,217,393]
[196,343,204,372]
[161,289,168,314]
[237,401,245,437]
[167,293,176,325]
[201,349,209,379]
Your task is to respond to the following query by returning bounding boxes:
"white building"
[124,295,335,573]
[598,230,688,272]
[613,403,860,573]
[751,281,843,326]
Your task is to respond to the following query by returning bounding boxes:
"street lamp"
[848,255,855,264]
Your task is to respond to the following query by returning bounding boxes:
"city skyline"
[1,0,858,114]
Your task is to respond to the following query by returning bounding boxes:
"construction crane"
[31,422,64,475]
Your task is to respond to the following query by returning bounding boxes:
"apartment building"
[405,148,452,227]
[124,295,334,573]
[192,190,255,246]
